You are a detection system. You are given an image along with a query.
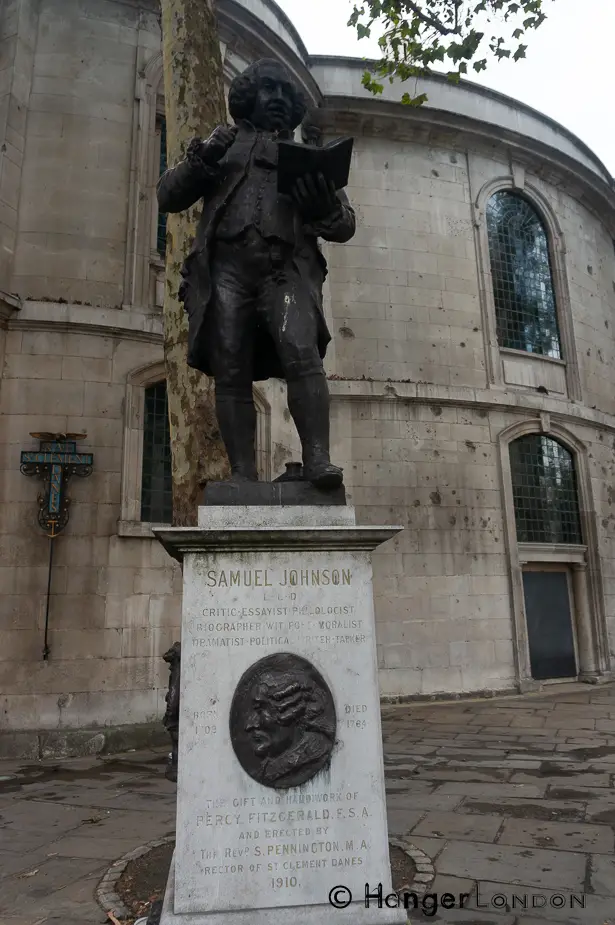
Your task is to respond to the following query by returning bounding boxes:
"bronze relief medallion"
[229,653,336,789]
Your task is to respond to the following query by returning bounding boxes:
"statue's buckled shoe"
[303,461,343,490]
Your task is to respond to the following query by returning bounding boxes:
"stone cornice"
[315,98,615,232]
[214,4,614,218]
[328,379,615,437]
[153,524,401,562]
[310,58,613,186]
[0,291,21,325]
[8,300,163,344]
[218,0,321,105]
[219,0,309,63]
[108,0,159,10]
[9,306,615,436]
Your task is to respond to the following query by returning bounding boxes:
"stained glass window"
[487,191,562,358]
[510,434,581,545]
[141,381,172,523]
[157,116,167,257]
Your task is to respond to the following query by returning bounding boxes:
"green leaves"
[401,90,429,105]
[350,0,552,105]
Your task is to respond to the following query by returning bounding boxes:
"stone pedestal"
[154,505,405,925]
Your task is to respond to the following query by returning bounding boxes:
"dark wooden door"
[522,569,577,680]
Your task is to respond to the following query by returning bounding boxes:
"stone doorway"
[522,565,577,681]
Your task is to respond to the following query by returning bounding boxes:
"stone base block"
[160,854,405,925]
[202,480,346,506]
[0,722,167,759]
[155,505,405,925]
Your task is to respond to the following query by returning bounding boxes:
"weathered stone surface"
[0,722,167,759]
[159,504,404,925]
[412,809,503,843]
[436,841,586,891]
[2,0,615,738]
[1,684,615,921]
[497,818,614,854]
[589,854,615,895]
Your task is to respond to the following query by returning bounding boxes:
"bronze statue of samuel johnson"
[157,59,355,490]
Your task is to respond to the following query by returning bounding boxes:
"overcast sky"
[275,0,615,178]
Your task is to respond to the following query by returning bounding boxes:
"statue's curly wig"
[228,58,306,130]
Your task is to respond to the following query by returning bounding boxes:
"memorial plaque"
[155,506,405,925]
[229,652,336,789]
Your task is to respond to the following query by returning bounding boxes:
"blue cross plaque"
[21,433,94,536]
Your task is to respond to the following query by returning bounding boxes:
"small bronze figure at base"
[162,642,181,783]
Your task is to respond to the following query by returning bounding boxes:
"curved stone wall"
[1,0,615,742]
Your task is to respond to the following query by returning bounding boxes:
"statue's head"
[228,58,306,132]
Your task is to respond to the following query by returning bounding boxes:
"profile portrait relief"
[230,653,336,789]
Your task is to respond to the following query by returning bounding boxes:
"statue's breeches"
[206,230,324,389]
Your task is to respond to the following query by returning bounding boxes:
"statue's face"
[245,684,295,758]
[250,63,294,132]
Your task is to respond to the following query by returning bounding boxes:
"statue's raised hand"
[200,124,238,164]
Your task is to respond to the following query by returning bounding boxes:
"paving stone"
[435,748,508,759]
[386,807,424,835]
[437,782,546,798]
[26,786,176,812]
[584,801,615,824]
[436,840,586,891]
[514,920,598,925]
[413,810,502,843]
[2,915,48,925]
[3,681,615,921]
[497,818,614,853]
[408,906,515,923]
[46,832,165,860]
[1,918,50,925]
[511,771,611,788]
[429,872,476,898]
[45,807,175,843]
[457,796,586,823]
[387,790,464,812]
[589,854,615,895]
[547,784,615,802]
[413,768,512,783]
[405,835,446,859]
[0,801,98,852]
[0,856,105,915]
[6,868,107,920]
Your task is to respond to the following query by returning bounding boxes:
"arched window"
[141,381,172,523]
[487,191,562,359]
[509,434,581,545]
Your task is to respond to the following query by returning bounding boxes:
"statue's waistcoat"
[180,123,329,380]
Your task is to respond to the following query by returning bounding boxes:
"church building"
[1,0,615,754]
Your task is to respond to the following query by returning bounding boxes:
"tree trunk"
[159,0,230,526]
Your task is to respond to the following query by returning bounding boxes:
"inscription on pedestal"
[175,546,396,918]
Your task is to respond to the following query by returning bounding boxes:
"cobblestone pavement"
[1,682,615,924]
[381,682,615,924]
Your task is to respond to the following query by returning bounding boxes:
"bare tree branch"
[454,0,463,31]
[404,0,461,35]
